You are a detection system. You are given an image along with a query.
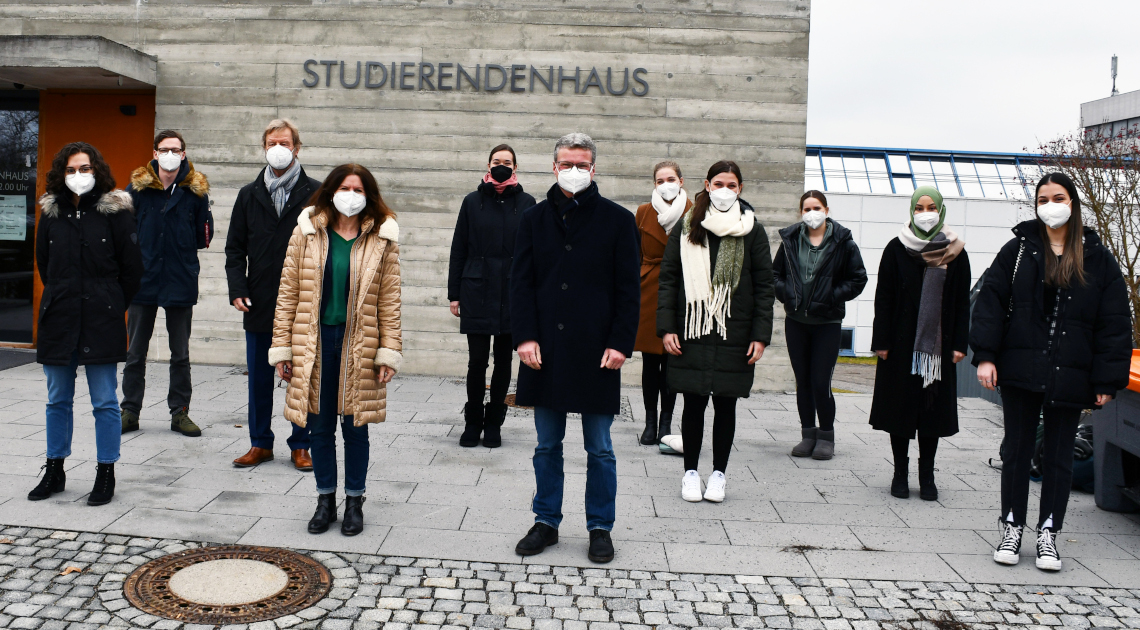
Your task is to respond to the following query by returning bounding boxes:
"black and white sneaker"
[993,522,1022,565]
[1036,527,1062,571]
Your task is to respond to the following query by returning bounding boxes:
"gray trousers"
[121,303,193,415]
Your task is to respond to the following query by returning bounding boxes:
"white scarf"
[680,200,755,339]
[651,188,687,235]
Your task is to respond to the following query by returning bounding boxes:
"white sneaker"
[704,471,726,503]
[993,522,1022,566]
[681,470,703,502]
[1036,528,1062,571]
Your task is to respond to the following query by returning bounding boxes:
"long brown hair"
[1035,172,1085,288]
[688,160,743,245]
[308,163,394,230]
[45,142,116,198]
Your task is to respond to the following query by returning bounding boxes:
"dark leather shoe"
[291,449,313,471]
[233,447,274,468]
[515,523,558,556]
[588,529,614,563]
[341,496,365,536]
[308,493,338,534]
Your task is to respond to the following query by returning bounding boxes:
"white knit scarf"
[680,200,755,340]
[651,188,687,235]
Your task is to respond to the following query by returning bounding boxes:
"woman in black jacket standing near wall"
[870,186,971,503]
[773,190,867,460]
[972,172,1130,572]
[448,144,537,448]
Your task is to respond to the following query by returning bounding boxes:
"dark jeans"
[785,318,840,432]
[467,334,513,407]
[122,303,193,414]
[246,331,310,450]
[681,394,737,473]
[641,352,677,418]
[532,406,616,532]
[1000,385,1081,531]
[309,324,370,496]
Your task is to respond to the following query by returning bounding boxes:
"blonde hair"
[262,118,302,148]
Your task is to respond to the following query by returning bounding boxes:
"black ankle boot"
[891,457,909,499]
[28,458,66,501]
[342,496,365,536]
[459,403,484,447]
[308,493,338,534]
[640,407,658,445]
[657,409,673,441]
[918,458,938,501]
[483,402,507,448]
[87,463,115,506]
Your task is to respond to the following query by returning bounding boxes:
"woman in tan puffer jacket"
[269,163,402,537]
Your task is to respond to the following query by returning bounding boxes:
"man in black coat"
[510,133,641,564]
[224,119,319,471]
[122,130,213,438]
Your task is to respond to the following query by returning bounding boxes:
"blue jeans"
[532,407,616,532]
[246,331,310,450]
[43,353,121,464]
[308,324,369,496]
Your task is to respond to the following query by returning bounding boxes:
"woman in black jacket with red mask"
[972,172,1131,573]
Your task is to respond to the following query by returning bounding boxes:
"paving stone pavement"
[5,526,1140,630]
[1,361,1140,588]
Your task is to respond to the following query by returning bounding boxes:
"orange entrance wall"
[29,90,156,347]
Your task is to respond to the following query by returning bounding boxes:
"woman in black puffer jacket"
[972,172,1131,573]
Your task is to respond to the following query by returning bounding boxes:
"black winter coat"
[127,160,213,308]
[510,182,641,415]
[35,190,143,366]
[448,181,536,335]
[657,201,775,399]
[970,221,1131,408]
[869,237,971,437]
[773,219,867,321]
[225,166,320,333]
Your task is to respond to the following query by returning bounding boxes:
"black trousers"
[784,318,841,431]
[641,352,677,418]
[122,303,194,415]
[467,334,513,408]
[681,394,736,473]
[1000,385,1081,531]
[891,433,939,464]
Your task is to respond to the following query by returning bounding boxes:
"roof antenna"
[1111,55,1119,97]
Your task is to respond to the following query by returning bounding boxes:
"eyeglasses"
[65,166,94,174]
[556,162,593,172]
[156,149,181,156]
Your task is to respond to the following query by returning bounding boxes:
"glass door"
[0,90,38,343]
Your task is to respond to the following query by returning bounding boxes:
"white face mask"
[557,166,592,195]
[801,210,826,230]
[332,191,366,217]
[65,172,95,196]
[656,181,680,201]
[157,152,182,172]
[708,187,738,212]
[1037,201,1071,229]
[266,145,295,170]
[913,211,941,232]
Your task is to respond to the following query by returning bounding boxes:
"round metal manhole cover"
[124,545,331,624]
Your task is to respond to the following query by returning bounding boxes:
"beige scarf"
[651,188,687,235]
[680,200,755,340]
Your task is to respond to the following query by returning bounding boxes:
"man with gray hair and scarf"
[510,132,641,563]
[224,119,321,471]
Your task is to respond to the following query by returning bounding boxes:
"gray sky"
[806,0,1140,153]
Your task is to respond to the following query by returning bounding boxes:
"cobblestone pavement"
[3,526,1140,630]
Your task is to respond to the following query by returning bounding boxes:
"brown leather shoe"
[291,449,313,472]
[233,447,274,468]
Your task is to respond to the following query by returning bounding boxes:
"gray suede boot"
[791,427,817,457]
[812,430,835,460]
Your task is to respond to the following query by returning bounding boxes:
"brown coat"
[268,207,402,427]
[634,200,691,354]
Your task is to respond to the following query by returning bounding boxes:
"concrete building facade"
[0,1,813,391]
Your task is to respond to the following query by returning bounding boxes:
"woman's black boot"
[28,458,66,501]
[308,493,338,533]
[342,496,365,536]
[87,463,115,506]
[459,403,484,447]
[483,402,507,448]
[918,458,938,501]
[640,407,658,445]
[891,456,909,499]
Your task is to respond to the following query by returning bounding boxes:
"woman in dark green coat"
[657,160,775,504]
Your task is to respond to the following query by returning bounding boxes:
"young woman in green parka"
[657,160,775,504]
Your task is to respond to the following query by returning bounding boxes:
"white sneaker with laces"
[1036,527,1062,571]
[993,522,1022,565]
[704,471,726,503]
[681,470,703,502]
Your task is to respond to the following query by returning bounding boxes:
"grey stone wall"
[5,1,809,391]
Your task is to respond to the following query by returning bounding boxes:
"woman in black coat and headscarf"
[972,172,1130,573]
[870,186,971,503]
[448,144,536,448]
